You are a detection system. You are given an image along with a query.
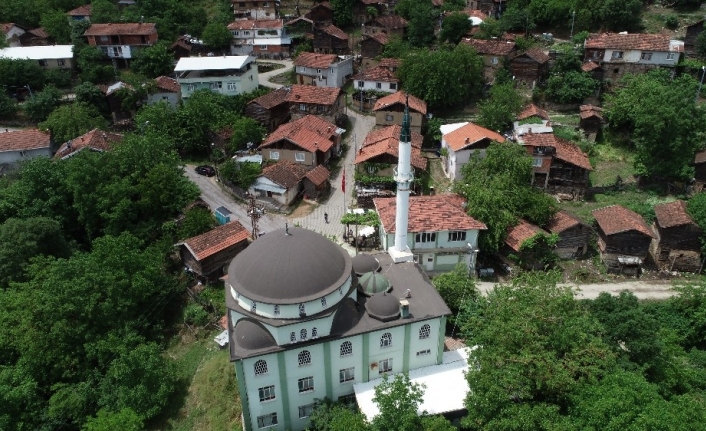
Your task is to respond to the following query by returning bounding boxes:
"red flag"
[341,168,346,193]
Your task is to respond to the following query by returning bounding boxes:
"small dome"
[365,293,400,322]
[352,254,380,275]
[358,272,391,296]
[233,319,277,351]
[331,298,360,335]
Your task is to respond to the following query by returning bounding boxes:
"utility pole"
[696,66,706,103]
[570,10,576,39]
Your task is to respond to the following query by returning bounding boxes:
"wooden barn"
[504,219,548,270]
[244,86,291,132]
[303,164,331,200]
[305,1,333,24]
[313,24,349,55]
[544,210,591,259]
[508,48,549,88]
[581,60,604,82]
[592,205,656,275]
[178,220,250,279]
[579,105,603,135]
[361,33,388,66]
[650,200,703,272]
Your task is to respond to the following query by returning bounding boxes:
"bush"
[184,303,210,326]
[665,14,679,30]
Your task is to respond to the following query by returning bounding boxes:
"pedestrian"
[324,212,329,223]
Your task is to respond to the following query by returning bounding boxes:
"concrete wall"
[375,110,423,133]
[180,67,259,98]
[0,147,51,164]
[353,79,398,93]
[382,229,480,272]
[262,148,316,166]
[146,92,179,107]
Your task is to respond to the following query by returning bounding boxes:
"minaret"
[388,96,415,263]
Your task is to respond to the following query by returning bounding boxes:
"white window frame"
[317,68,322,74]
[251,302,257,312]
[209,81,222,90]
[321,297,327,307]
[339,367,355,383]
[380,332,392,348]
[640,52,653,61]
[447,231,467,242]
[260,45,268,50]
[257,413,278,428]
[298,403,315,419]
[491,56,499,65]
[100,35,108,42]
[300,328,307,340]
[378,358,392,374]
[295,152,305,162]
[274,305,280,316]
[667,52,675,60]
[227,82,237,91]
[299,303,306,315]
[389,83,397,90]
[376,82,382,89]
[298,376,314,393]
[57,59,66,66]
[611,51,623,60]
[416,349,431,356]
[385,114,394,121]
[290,331,296,342]
[187,84,196,91]
[258,385,276,402]
[357,81,364,88]
[415,232,436,243]
[270,151,280,160]
[312,327,318,338]
[532,157,543,167]
[232,30,240,36]
[299,103,306,111]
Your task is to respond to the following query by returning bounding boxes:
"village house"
[508,48,550,88]
[231,0,279,19]
[361,33,389,67]
[305,1,333,24]
[285,84,345,125]
[293,52,353,87]
[544,210,591,259]
[592,205,656,275]
[228,19,291,57]
[146,76,181,107]
[461,38,516,81]
[440,121,505,182]
[372,91,427,133]
[102,81,134,122]
[504,219,547,270]
[170,37,192,59]
[249,160,308,207]
[54,128,123,160]
[67,4,92,21]
[303,164,331,200]
[352,65,399,94]
[520,133,592,198]
[583,32,683,82]
[353,0,386,23]
[363,15,408,39]
[579,105,603,136]
[513,103,552,138]
[259,115,344,167]
[175,56,259,99]
[84,22,158,61]
[374,194,487,272]
[694,150,706,183]
[0,45,74,69]
[178,220,250,279]
[650,200,703,272]
[685,20,704,58]
[355,124,426,179]
[245,86,291,132]
[19,28,53,46]
[313,24,349,55]
[0,129,52,166]
[1,23,26,47]
[581,60,604,82]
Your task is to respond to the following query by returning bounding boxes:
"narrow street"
[476,280,677,300]
[256,59,293,89]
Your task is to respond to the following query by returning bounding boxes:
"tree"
[82,408,144,431]
[91,0,120,23]
[330,0,353,27]
[604,70,706,179]
[439,12,470,45]
[309,400,368,431]
[476,82,524,132]
[454,143,556,252]
[600,0,642,32]
[76,45,114,83]
[0,92,18,120]
[0,59,46,93]
[202,22,233,50]
[23,85,62,122]
[514,232,560,269]
[697,28,706,58]
[432,263,477,321]
[405,0,436,47]
[39,103,109,143]
[131,42,174,78]
[75,82,110,116]
[178,207,216,239]
[40,10,72,43]
[545,71,598,104]
[476,18,503,39]
[220,160,262,189]
[687,192,706,251]
[399,44,483,109]
[228,117,266,153]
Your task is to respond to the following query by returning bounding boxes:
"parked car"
[195,165,216,177]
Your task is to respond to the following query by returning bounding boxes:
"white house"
[351,65,399,93]
[374,194,487,273]
[228,19,291,56]
[440,121,505,182]
[0,45,74,69]
[146,75,180,107]
[293,52,353,88]
[0,129,52,165]
[175,56,259,99]
[248,160,307,207]
[1,23,26,47]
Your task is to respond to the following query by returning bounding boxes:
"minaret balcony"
[393,167,414,183]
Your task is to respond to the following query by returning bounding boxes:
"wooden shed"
[592,205,656,275]
[650,200,703,272]
[178,220,250,278]
[313,24,349,55]
[305,1,333,24]
[544,210,591,259]
[504,219,547,270]
[303,164,331,200]
[508,48,549,88]
[579,105,603,134]
[244,86,291,132]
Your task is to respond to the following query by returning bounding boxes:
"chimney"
[140,15,144,24]
[399,299,410,318]
[465,137,470,144]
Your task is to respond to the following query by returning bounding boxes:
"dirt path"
[256,59,293,89]
[476,280,677,300]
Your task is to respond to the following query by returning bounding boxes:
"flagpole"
[342,166,347,215]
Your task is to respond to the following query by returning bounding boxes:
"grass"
[589,142,636,187]
[641,3,705,35]
[427,157,452,193]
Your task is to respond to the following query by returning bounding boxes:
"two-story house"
[363,15,408,40]
[175,56,259,99]
[461,38,516,81]
[228,19,291,57]
[508,48,549,88]
[146,76,181,107]
[0,45,74,69]
[67,4,92,21]
[355,124,426,179]
[231,0,279,19]
[372,91,427,134]
[285,84,346,125]
[245,86,292,132]
[583,32,683,82]
[374,194,487,272]
[352,65,399,94]
[313,24,349,55]
[440,121,505,182]
[593,205,656,275]
[84,22,158,61]
[293,52,353,87]
[305,1,333,24]
[259,114,344,167]
[0,129,53,165]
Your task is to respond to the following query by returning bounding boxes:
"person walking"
[324,212,329,223]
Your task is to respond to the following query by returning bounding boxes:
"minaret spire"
[388,93,415,263]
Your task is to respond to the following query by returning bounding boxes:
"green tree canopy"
[330,0,353,27]
[178,207,216,239]
[476,82,524,132]
[545,71,598,104]
[0,59,46,93]
[39,103,109,143]
[439,12,471,45]
[0,92,18,120]
[202,22,233,50]
[40,10,72,43]
[403,0,437,47]
[75,82,110,116]
[131,41,175,78]
[23,84,62,122]
[82,408,144,431]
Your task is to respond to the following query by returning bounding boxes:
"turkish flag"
[341,168,346,193]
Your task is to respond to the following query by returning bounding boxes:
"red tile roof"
[461,38,516,56]
[228,19,284,30]
[154,75,179,93]
[249,86,290,109]
[695,150,706,164]
[443,122,505,152]
[374,194,487,234]
[182,220,250,261]
[581,61,601,72]
[505,219,544,252]
[1,23,23,34]
[544,210,583,234]
[371,15,408,30]
[260,115,339,153]
[311,1,332,10]
[67,4,92,16]
[318,24,348,40]
[585,32,672,51]
[263,160,308,189]
[304,164,330,186]
[351,65,399,83]
[366,32,389,45]
[28,27,50,38]
[84,23,157,36]
[592,205,656,238]
[579,104,603,120]
[517,103,549,121]
[285,84,342,106]
[0,129,50,152]
[654,200,695,229]
[522,133,592,171]
[518,48,550,64]
[294,52,338,68]
[355,125,427,170]
[377,58,401,69]
[373,91,427,115]
[54,128,123,159]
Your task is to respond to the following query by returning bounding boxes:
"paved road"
[257,59,294,89]
[477,280,677,300]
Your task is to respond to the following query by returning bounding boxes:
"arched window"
[274,305,280,316]
[338,286,343,295]
[380,332,392,348]
[251,302,257,313]
[321,297,327,307]
[340,341,353,356]
[299,303,306,315]
[312,327,318,338]
[290,332,296,342]
[300,328,307,340]
[298,350,311,366]
[419,324,431,339]
[254,359,268,375]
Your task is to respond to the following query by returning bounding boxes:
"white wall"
[353,80,398,93]
[0,147,51,164]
